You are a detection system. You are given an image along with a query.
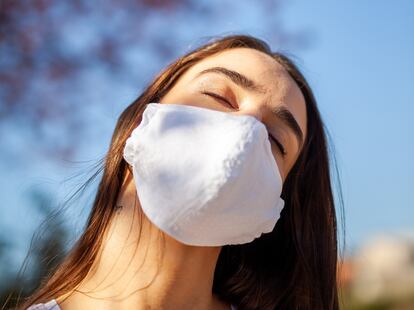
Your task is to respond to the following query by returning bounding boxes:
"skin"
[57,48,307,310]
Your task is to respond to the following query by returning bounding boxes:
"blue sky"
[280,1,414,253]
[1,1,413,268]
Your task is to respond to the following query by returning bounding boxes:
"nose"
[230,108,264,125]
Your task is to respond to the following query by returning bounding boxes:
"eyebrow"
[196,66,268,94]
[196,66,305,151]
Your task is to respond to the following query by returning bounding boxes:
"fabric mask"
[123,103,285,246]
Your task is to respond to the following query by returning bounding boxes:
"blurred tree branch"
[0,0,310,161]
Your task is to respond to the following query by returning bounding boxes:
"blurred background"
[0,0,413,309]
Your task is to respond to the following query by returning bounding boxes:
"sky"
[1,0,413,268]
[280,1,414,253]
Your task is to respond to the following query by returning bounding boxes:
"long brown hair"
[15,34,345,310]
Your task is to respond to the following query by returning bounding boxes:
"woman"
[19,34,343,310]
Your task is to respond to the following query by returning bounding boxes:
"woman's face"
[160,47,307,183]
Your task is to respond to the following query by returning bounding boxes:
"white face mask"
[123,103,285,246]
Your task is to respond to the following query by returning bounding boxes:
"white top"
[26,299,60,310]
[27,299,238,309]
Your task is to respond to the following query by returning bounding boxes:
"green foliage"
[340,287,414,310]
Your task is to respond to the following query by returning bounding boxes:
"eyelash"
[268,133,287,156]
[201,91,287,157]
[201,90,235,109]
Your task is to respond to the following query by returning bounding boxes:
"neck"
[57,171,230,310]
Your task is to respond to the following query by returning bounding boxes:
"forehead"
[181,47,307,140]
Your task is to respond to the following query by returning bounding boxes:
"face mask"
[123,103,285,246]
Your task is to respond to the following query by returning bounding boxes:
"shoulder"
[26,299,61,310]
[27,298,233,310]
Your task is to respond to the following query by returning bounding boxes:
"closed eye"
[200,91,235,109]
[268,133,287,156]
